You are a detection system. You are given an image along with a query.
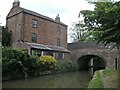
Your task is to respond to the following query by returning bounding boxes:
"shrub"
[56,59,77,72]
[2,47,39,78]
[2,47,24,74]
[38,55,57,71]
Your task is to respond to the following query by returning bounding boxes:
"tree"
[69,21,94,42]
[2,26,11,46]
[79,1,120,48]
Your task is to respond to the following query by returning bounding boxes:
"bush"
[2,47,77,80]
[56,59,77,72]
[2,47,24,74]
[38,55,57,71]
[2,47,39,78]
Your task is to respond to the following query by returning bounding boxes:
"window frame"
[32,19,38,28]
[57,38,60,46]
[31,33,37,43]
[57,26,61,34]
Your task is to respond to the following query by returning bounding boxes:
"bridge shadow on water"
[77,54,107,73]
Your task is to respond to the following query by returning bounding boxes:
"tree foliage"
[2,26,11,46]
[69,21,95,42]
[79,1,120,48]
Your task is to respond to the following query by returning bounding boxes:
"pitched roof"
[7,6,67,26]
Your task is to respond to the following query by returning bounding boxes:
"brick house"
[6,0,70,59]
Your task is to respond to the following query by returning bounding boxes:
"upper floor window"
[31,33,37,43]
[32,19,37,28]
[57,38,60,46]
[57,26,61,34]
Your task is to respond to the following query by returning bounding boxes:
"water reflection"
[3,71,92,88]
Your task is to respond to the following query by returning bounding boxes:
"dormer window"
[32,19,37,28]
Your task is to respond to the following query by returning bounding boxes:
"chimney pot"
[55,14,60,22]
[13,0,20,7]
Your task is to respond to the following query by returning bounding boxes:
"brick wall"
[6,7,67,49]
[23,13,67,48]
[6,11,23,48]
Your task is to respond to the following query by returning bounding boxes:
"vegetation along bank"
[2,47,77,81]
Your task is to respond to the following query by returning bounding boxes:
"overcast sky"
[0,0,96,42]
[0,0,95,26]
[0,0,119,42]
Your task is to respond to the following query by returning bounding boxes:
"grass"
[88,71,104,88]
[103,69,115,77]
[102,69,118,88]
[88,68,118,88]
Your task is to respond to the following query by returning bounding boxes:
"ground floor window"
[57,52,64,60]
[30,48,65,60]
[31,49,54,57]
[43,51,53,56]
[31,49,42,56]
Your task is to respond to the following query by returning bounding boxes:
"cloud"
[0,0,94,27]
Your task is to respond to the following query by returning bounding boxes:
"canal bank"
[2,47,78,81]
[99,69,118,88]
[88,68,118,88]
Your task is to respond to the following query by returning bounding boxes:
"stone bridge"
[68,41,118,71]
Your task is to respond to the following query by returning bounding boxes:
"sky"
[0,0,95,42]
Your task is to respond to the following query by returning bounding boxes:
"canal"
[3,71,92,88]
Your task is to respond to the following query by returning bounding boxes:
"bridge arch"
[76,54,107,71]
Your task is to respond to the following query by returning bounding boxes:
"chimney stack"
[13,0,20,8]
[55,14,60,22]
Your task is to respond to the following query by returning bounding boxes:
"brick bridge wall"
[68,42,118,69]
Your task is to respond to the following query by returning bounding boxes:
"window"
[31,49,43,56]
[31,33,37,43]
[44,51,53,56]
[57,38,60,46]
[57,26,61,34]
[32,19,37,28]
[57,52,64,60]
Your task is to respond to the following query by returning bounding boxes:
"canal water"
[3,71,92,88]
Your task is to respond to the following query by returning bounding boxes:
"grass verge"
[88,68,118,88]
[102,68,118,88]
[88,71,104,88]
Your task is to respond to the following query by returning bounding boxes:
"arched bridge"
[68,41,118,71]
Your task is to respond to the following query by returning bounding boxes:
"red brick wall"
[6,12,23,48]
[6,7,67,49]
[23,13,67,48]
